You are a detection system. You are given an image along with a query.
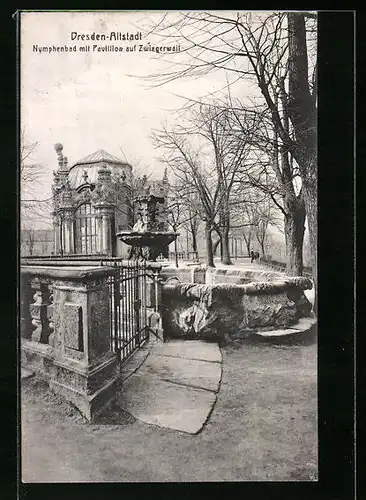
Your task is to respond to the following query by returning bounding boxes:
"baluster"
[47,285,55,346]
[42,283,54,345]
[30,279,53,343]
[20,274,36,339]
[30,279,42,342]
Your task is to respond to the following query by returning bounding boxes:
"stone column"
[102,214,109,254]
[96,215,103,253]
[52,213,61,254]
[60,210,75,254]
[95,204,114,255]
[69,219,74,254]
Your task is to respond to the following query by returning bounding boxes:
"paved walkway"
[119,340,222,435]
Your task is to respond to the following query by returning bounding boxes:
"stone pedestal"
[21,266,119,422]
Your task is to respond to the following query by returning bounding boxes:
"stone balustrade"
[21,265,119,421]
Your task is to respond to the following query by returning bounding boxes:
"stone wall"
[162,278,313,343]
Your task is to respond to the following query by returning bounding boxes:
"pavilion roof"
[72,149,127,167]
[68,149,132,189]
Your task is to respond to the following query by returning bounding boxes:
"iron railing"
[101,259,162,364]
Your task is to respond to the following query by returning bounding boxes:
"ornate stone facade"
[52,144,169,257]
[52,145,132,256]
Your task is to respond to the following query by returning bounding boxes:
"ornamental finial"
[54,143,63,154]
[55,143,64,168]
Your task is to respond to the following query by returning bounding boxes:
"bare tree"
[21,227,36,256]
[21,129,53,227]
[21,129,43,190]
[152,102,253,266]
[223,98,306,275]
[163,183,193,267]
[152,134,217,266]
[142,11,317,299]
[179,188,201,255]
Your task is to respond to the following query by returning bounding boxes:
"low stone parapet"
[161,265,289,286]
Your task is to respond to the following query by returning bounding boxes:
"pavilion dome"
[67,149,132,189]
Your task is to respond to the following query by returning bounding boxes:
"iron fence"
[101,259,162,364]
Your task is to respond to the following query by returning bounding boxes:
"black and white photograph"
[20,10,319,483]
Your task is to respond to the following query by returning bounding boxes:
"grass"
[21,331,317,482]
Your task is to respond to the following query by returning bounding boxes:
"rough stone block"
[243,293,297,329]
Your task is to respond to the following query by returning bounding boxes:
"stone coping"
[163,277,312,295]
[21,259,163,271]
[116,231,178,237]
[162,265,284,283]
[21,265,117,280]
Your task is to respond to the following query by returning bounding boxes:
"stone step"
[119,339,222,434]
[119,372,217,434]
[139,352,221,393]
[151,340,222,363]
[254,315,317,339]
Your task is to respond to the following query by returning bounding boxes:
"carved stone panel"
[90,297,110,360]
[63,303,83,351]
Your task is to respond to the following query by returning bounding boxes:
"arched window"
[75,203,98,254]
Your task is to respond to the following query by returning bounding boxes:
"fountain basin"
[116,231,178,248]
[116,230,179,261]
[161,266,314,343]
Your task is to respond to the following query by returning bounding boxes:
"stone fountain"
[116,193,178,261]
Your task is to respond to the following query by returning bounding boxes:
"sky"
[21,11,258,228]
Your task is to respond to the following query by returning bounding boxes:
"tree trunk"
[303,174,317,311]
[191,229,198,253]
[189,218,199,253]
[259,239,266,258]
[284,194,306,276]
[221,226,232,265]
[288,12,317,309]
[243,233,252,256]
[205,223,215,267]
[219,205,232,265]
[174,236,179,268]
[213,237,220,256]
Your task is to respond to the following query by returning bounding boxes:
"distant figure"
[251,251,260,263]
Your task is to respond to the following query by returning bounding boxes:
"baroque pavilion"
[51,144,168,257]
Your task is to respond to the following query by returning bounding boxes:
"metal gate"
[103,259,162,364]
